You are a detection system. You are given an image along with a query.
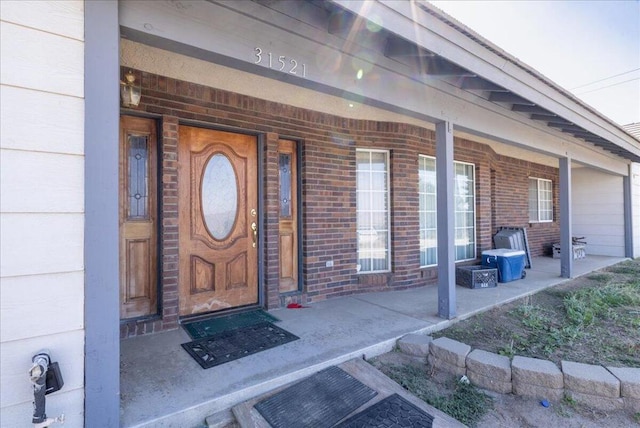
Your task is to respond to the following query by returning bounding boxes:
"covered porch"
[120,255,625,427]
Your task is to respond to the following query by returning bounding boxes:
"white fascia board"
[119,0,629,174]
[336,0,639,156]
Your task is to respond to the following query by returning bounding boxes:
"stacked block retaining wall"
[423,337,639,412]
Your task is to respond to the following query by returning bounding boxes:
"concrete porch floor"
[120,255,626,427]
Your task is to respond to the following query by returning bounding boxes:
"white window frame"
[529,177,553,223]
[356,149,391,273]
[419,155,476,267]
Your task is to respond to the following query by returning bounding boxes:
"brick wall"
[119,68,560,337]
[490,154,560,256]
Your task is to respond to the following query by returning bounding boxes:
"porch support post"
[436,121,456,319]
[559,156,573,278]
[85,1,120,426]
[623,165,634,258]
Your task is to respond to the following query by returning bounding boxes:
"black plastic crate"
[456,266,498,289]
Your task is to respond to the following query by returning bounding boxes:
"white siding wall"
[0,1,85,426]
[572,167,625,257]
[632,163,640,258]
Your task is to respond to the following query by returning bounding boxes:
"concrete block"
[428,353,466,377]
[564,390,624,411]
[467,370,512,394]
[466,349,511,382]
[624,397,640,412]
[429,337,471,368]
[607,366,640,398]
[512,379,564,401]
[562,361,620,398]
[398,334,433,357]
[512,356,563,389]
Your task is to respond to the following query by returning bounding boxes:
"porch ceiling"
[314,0,640,163]
[124,0,639,164]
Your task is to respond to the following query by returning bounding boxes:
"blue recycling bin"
[482,249,526,283]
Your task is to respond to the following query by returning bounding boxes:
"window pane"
[426,212,436,229]
[419,155,437,267]
[357,171,370,190]
[540,179,553,221]
[357,191,371,211]
[370,152,386,171]
[418,157,475,265]
[356,150,389,272]
[454,163,475,261]
[202,154,238,240]
[357,212,371,229]
[426,194,436,210]
[357,228,377,249]
[371,251,388,271]
[420,229,437,266]
[356,150,370,166]
[279,153,292,217]
[419,170,427,193]
[529,178,553,222]
[540,179,552,192]
[529,179,538,221]
[371,211,387,229]
[371,171,386,190]
[127,135,149,219]
[370,191,387,211]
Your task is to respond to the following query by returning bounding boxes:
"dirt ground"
[370,260,640,427]
[431,261,640,368]
[371,351,638,428]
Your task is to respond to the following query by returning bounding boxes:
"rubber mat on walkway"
[254,366,377,428]
[181,322,297,369]
[182,310,280,340]
[335,393,434,428]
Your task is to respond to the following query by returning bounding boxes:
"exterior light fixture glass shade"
[120,70,141,107]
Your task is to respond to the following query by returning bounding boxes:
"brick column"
[160,116,180,329]
[264,132,281,308]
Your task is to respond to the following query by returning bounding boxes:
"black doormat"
[182,309,280,340]
[254,366,377,428]
[335,393,434,428]
[181,322,298,369]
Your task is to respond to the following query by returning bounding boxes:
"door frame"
[178,120,266,314]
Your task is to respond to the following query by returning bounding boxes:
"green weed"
[564,282,640,327]
[384,364,439,402]
[430,381,493,427]
[563,394,577,408]
[607,262,640,275]
[382,364,493,427]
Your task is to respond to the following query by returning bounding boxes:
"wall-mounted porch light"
[120,70,141,107]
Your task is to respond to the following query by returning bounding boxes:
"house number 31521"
[254,47,307,78]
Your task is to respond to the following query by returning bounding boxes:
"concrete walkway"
[119,255,625,427]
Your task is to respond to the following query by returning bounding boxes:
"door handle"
[251,222,257,248]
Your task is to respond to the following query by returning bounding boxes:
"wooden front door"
[178,126,259,316]
[119,116,158,319]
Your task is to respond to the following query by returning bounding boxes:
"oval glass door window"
[202,153,238,240]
